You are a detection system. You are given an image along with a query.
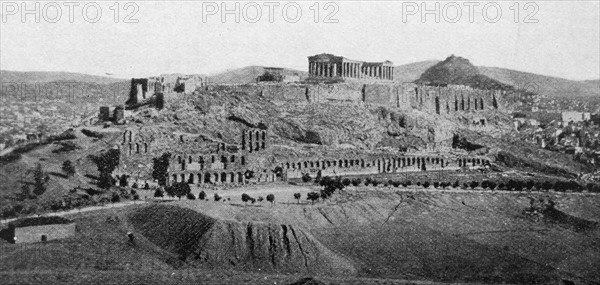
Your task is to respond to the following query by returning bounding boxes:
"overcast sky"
[1,1,599,80]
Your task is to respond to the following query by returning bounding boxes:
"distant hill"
[207,66,308,85]
[392,60,439,83]
[0,70,127,84]
[415,55,513,90]
[479,67,600,99]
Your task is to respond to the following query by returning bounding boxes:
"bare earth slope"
[128,189,600,284]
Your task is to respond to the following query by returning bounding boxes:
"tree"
[433,181,439,188]
[307,192,319,204]
[301,173,312,183]
[481,180,489,189]
[152,153,171,186]
[118,175,129,187]
[392,181,401,187]
[258,196,264,202]
[423,181,430,188]
[144,182,150,190]
[242,193,251,205]
[132,182,139,189]
[525,180,535,190]
[214,193,222,201]
[542,181,553,191]
[488,181,497,190]
[173,182,191,200]
[452,180,460,188]
[351,178,361,187]
[90,149,120,189]
[198,191,206,200]
[62,160,76,177]
[187,192,196,200]
[266,194,275,206]
[154,188,164,199]
[111,192,120,203]
[470,181,479,189]
[342,178,351,187]
[33,163,48,196]
[294,193,301,204]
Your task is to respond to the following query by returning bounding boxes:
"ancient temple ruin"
[308,53,394,81]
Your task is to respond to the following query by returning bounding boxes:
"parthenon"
[308,53,394,81]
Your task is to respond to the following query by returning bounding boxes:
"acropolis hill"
[96,54,537,188]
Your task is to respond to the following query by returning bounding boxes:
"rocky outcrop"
[129,204,356,275]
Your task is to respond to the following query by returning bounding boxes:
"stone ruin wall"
[224,82,506,115]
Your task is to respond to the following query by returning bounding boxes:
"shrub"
[371,180,379,187]
[62,160,76,177]
[242,193,251,204]
[422,181,430,188]
[307,192,320,204]
[392,181,401,187]
[497,183,506,190]
[301,173,312,183]
[542,181,553,191]
[186,193,196,200]
[416,181,421,186]
[214,193,222,201]
[433,182,439,188]
[488,181,497,190]
[111,192,120,203]
[452,180,460,188]
[144,182,150,190]
[258,196,264,202]
[406,180,412,186]
[132,183,138,189]
[342,178,351,186]
[154,188,164,198]
[198,191,206,200]
[130,189,137,196]
[133,194,140,200]
[351,178,361,186]
[525,180,535,190]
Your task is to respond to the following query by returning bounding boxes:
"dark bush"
[198,191,206,200]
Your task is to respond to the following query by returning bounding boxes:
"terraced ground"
[1,187,598,284]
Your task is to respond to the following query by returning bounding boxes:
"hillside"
[0,70,127,84]
[415,55,513,90]
[392,60,440,83]
[479,67,600,99]
[3,189,597,284]
[208,66,308,84]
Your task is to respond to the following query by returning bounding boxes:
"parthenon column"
[332,63,337,77]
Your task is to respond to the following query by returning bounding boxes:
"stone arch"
[188,173,194,184]
[129,143,133,155]
[237,172,244,183]
[204,172,211,183]
[474,98,478,110]
[221,172,227,183]
[304,161,308,168]
[180,173,185,182]
[344,159,348,167]
[310,161,314,168]
[316,161,320,168]
[241,156,246,165]
[189,156,192,163]
[339,159,343,167]
[327,161,331,167]
[297,162,302,169]
[255,130,260,141]
[435,96,440,114]
[262,130,266,140]
[211,155,215,163]
[285,162,290,169]
[213,173,219,183]
[144,143,148,153]
[230,172,235,183]
[461,95,465,110]
[255,142,260,151]
[172,174,177,183]
[361,159,365,167]
[480,98,484,110]
[197,173,202,184]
